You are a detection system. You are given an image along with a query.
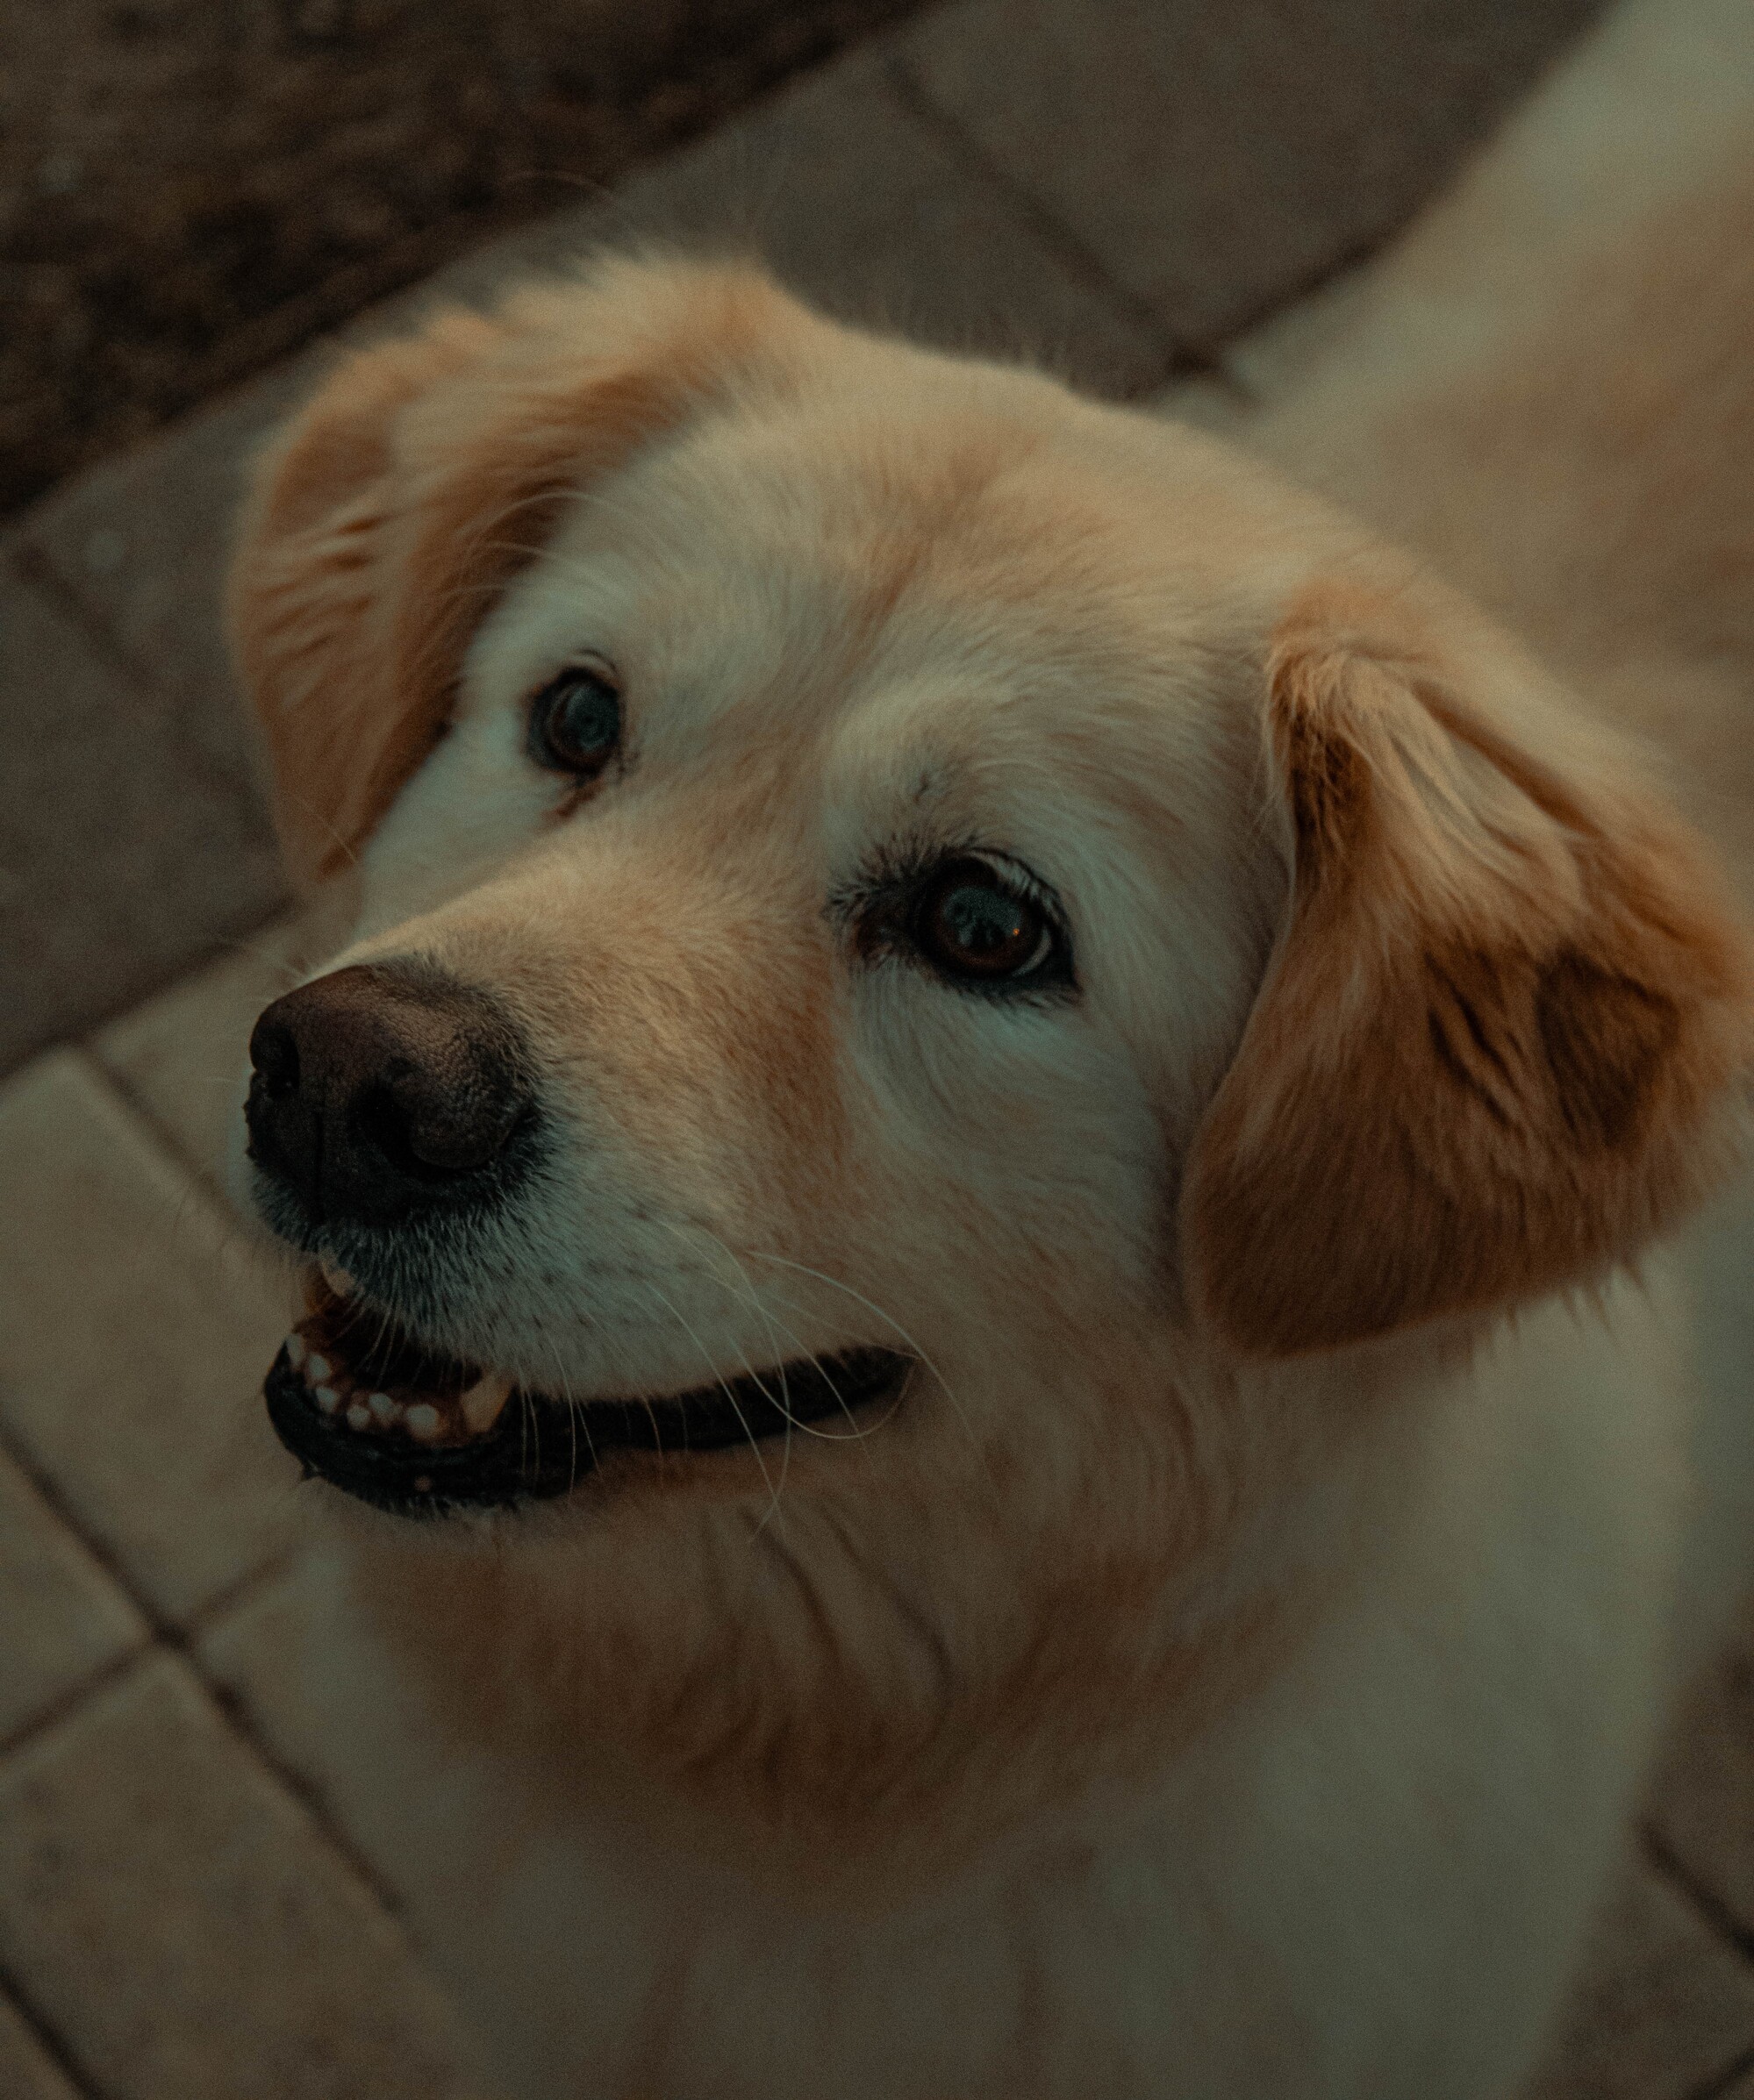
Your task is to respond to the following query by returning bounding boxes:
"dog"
[226,10,1754,2092]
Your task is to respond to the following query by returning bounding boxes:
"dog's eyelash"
[827,837,977,930]
[831,839,1077,997]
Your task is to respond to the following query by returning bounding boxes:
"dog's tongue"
[285,1270,514,1446]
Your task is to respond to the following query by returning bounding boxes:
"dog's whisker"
[648,1219,877,1459]
[650,1221,803,1518]
[277,783,362,869]
[534,1333,591,1494]
[641,1279,783,1523]
[741,1251,981,1467]
[605,1285,686,1456]
[207,932,308,986]
[519,1383,540,1480]
[640,1275,784,1508]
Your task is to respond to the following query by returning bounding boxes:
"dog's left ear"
[1184,575,1753,1355]
[229,256,810,885]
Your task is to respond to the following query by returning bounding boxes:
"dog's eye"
[527,662,621,778]
[910,858,1057,985]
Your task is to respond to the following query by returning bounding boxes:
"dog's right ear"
[1183,574,1753,1355]
[229,256,810,885]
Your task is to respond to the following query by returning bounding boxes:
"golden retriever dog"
[226,3,1754,2092]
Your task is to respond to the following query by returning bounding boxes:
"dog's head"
[230,257,1750,1851]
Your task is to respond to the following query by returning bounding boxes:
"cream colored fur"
[226,4,1754,2094]
[1242,0,1754,1668]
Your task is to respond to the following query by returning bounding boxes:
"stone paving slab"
[197,1550,472,1931]
[0,1441,147,1754]
[13,354,311,797]
[0,1650,496,2100]
[0,1051,297,1625]
[0,559,286,1075]
[901,0,1607,348]
[93,886,355,1199]
[598,44,1169,386]
[92,922,301,1201]
[0,1990,82,2100]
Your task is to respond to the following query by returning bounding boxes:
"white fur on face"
[323,380,1288,1484]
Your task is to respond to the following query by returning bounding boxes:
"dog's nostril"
[351,1078,519,1180]
[247,961,534,1224]
[407,1092,524,1173]
[248,1015,301,1098]
[352,1084,421,1178]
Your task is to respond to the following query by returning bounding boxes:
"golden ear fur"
[1185,577,1753,1355]
[228,256,808,885]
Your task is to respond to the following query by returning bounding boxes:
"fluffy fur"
[226,7,1754,2093]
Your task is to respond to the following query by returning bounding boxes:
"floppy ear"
[228,256,809,885]
[1184,576,1753,1355]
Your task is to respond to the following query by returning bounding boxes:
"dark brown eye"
[911,858,1056,984]
[528,662,621,777]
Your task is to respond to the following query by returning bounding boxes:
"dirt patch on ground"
[0,0,927,520]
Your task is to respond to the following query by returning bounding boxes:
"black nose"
[246,961,534,1229]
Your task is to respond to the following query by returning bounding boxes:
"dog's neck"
[339,1312,1455,1894]
[312,1274,1688,2100]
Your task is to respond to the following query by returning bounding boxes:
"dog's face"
[230,260,1750,1853]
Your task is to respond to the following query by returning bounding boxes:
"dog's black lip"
[263,1339,913,1518]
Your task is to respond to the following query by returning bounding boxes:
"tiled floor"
[6,1,1754,2093]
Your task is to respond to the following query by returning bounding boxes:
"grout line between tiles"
[0,1966,108,2100]
[1,898,290,1098]
[66,1048,287,1261]
[5,540,157,697]
[31,1052,291,1307]
[185,1541,305,1636]
[881,47,1193,388]
[0,1410,167,1757]
[89,1043,244,1213]
[884,45,1400,413]
[82,904,325,1204]
[0,1374,405,1925]
[0,1643,151,1768]
[1184,228,1399,383]
[11,535,266,810]
[194,1636,411,1931]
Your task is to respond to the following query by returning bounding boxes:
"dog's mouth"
[264,1273,913,1518]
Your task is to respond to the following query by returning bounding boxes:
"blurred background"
[0,0,928,519]
[11,4,1754,2098]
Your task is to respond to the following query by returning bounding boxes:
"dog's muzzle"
[246,959,913,1518]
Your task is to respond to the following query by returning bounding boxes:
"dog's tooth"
[367,1391,397,1425]
[322,1260,356,1298]
[306,1354,332,1385]
[313,1385,340,1414]
[346,1403,371,1432]
[460,1372,514,1434]
[285,1333,307,1370]
[405,1404,441,1442]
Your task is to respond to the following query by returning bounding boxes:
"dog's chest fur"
[304,1272,1690,2100]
